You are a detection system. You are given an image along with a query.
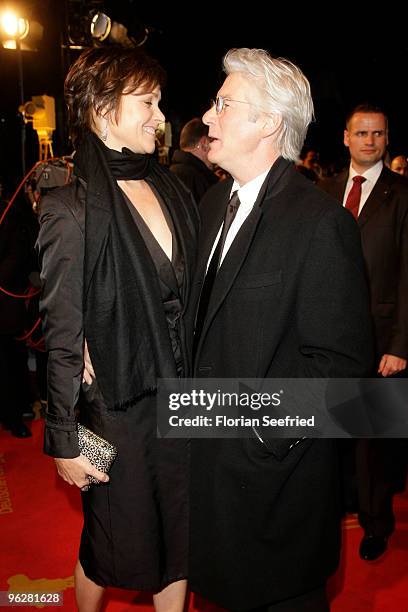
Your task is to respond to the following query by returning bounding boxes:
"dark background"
[0,0,407,194]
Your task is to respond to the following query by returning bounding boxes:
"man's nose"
[202,105,216,126]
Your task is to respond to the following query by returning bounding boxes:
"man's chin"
[208,153,220,166]
[359,154,381,163]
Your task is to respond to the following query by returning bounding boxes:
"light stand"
[16,37,26,176]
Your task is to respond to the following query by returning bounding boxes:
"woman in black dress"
[37,46,198,611]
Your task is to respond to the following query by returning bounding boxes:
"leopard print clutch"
[77,423,118,485]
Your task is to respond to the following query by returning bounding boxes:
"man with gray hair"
[188,48,374,611]
[170,117,218,201]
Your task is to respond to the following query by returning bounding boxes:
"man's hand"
[82,339,95,384]
[378,354,407,377]
[54,455,109,489]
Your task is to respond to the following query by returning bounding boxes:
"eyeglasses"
[211,95,252,115]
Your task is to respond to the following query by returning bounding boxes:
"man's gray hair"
[223,48,314,161]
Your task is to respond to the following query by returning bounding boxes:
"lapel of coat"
[358,167,392,230]
[196,182,231,285]
[335,170,348,201]
[196,159,290,354]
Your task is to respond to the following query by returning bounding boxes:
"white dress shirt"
[207,168,271,269]
[343,160,383,215]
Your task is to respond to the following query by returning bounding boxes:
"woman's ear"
[92,110,110,141]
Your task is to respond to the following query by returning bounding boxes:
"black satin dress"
[79,187,188,592]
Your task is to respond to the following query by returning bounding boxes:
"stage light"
[1,11,29,39]
[89,10,151,47]
[90,12,111,41]
[0,10,43,51]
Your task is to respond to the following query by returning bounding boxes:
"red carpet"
[1,417,407,611]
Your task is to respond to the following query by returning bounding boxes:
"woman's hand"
[54,455,109,490]
[82,339,95,384]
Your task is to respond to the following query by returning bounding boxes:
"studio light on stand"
[0,9,44,175]
[0,11,29,48]
[0,11,43,50]
[19,95,56,161]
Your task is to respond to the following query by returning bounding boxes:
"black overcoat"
[188,158,374,610]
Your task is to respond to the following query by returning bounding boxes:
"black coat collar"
[194,157,292,357]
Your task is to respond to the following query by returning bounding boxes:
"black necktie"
[193,191,241,356]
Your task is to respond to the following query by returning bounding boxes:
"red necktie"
[345,176,366,219]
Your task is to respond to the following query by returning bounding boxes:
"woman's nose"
[156,107,165,123]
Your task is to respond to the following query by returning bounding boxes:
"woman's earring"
[101,120,108,142]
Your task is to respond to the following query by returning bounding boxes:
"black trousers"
[357,438,407,537]
[235,586,329,612]
[357,369,407,537]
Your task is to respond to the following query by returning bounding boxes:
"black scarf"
[104,144,152,180]
[74,131,183,410]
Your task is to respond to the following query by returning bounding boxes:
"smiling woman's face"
[95,85,165,154]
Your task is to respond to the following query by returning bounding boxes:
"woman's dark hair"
[65,45,166,146]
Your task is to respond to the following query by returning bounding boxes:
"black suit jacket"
[188,158,374,610]
[320,166,408,360]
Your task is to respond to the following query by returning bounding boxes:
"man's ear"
[262,113,282,138]
[344,129,350,148]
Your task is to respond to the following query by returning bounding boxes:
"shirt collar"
[230,168,271,211]
[349,160,383,184]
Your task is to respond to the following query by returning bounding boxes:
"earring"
[101,119,108,142]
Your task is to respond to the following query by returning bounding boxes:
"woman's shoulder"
[39,176,86,220]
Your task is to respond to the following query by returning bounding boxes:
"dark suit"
[170,150,218,203]
[188,158,374,611]
[319,165,408,537]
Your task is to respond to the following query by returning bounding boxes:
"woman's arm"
[37,188,108,487]
[37,190,84,458]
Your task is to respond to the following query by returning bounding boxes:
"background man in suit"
[169,117,218,202]
[188,49,373,612]
[390,154,408,177]
[319,104,408,562]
